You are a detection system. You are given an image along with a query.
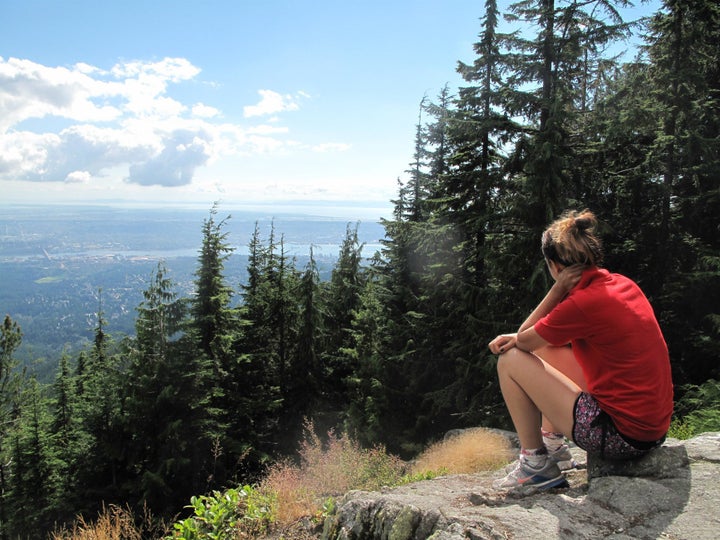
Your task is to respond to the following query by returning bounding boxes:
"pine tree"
[282,247,322,446]
[74,333,126,513]
[48,352,83,523]
[0,316,24,538]
[192,204,236,361]
[343,268,391,447]
[320,223,367,422]
[123,262,206,515]
[264,234,300,454]
[189,204,245,485]
[237,221,286,459]
[498,0,634,303]
[640,0,720,384]
[9,378,54,534]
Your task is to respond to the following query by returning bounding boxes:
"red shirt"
[534,267,673,441]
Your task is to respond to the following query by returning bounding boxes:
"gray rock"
[322,432,720,540]
[586,437,690,480]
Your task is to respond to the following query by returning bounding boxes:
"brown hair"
[541,209,603,267]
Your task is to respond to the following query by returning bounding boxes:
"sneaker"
[549,443,579,471]
[494,456,569,494]
[503,444,578,473]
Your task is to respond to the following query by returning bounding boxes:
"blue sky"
[1,0,660,218]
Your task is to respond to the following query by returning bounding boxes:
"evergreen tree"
[524,1,622,288]
[123,262,207,515]
[641,0,720,384]
[262,233,300,454]
[0,316,24,538]
[579,0,720,392]
[8,378,54,534]
[74,325,126,514]
[189,204,246,485]
[320,223,367,422]
[236,221,285,460]
[48,351,83,523]
[192,204,236,361]
[343,267,391,447]
[282,247,322,446]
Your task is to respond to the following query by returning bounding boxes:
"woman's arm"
[515,265,584,351]
[488,265,584,354]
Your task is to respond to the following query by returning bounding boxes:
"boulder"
[322,432,720,539]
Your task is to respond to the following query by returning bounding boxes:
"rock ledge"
[322,432,720,539]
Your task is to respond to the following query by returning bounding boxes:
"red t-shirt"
[534,267,673,441]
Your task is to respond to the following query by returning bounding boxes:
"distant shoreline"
[0,199,394,222]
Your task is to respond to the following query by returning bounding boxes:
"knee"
[496,347,523,377]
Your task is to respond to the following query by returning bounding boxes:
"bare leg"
[534,345,587,434]
[497,347,582,450]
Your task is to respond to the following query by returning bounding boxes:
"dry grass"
[50,505,142,540]
[259,421,406,525]
[50,503,169,540]
[409,428,512,476]
[259,459,319,525]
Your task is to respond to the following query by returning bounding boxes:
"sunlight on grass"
[259,420,406,525]
[410,428,513,476]
[51,505,144,540]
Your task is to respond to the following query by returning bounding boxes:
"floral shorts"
[572,392,665,460]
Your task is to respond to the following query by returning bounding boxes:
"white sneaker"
[494,455,569,494]
[504,444,578,473]
[549,444,578,471]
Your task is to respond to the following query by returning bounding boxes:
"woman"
[488,209,673,494]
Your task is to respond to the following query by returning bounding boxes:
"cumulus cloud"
[192,103,220,118]
[127,130,212,186]
[0,56,312,188]
[0,57,121,130]
[243,89,303,118]
[65,170,91,183]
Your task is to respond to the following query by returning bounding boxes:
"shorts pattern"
[572,392,661,460]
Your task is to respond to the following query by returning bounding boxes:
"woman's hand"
[553,264,585,296]
[488,333,517,355]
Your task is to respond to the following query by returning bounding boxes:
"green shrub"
[168,485,275,540]
[672,379,720,439]
[668,418,694,440]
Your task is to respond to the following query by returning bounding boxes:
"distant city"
[0,203,388,378]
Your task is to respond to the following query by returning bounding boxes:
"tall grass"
[410,428,512,476]
[258,420,407,524]
[50,504,167,540]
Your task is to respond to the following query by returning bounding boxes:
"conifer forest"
[1,0,719,536]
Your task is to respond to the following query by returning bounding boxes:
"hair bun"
[574,216,592,231]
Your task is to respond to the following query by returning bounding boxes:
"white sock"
[542,430,565,453]
[521,447,548,468]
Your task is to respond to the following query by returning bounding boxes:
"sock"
[542,429,565,453]
[520,446,548,468]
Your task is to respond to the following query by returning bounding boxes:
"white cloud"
[0,57,122,130]
[0,57,313,189]
[127,132,212,187]
[65,170,91,183]
[243,89,303,118]
[192,103,220,118]
[110,57,200,83]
